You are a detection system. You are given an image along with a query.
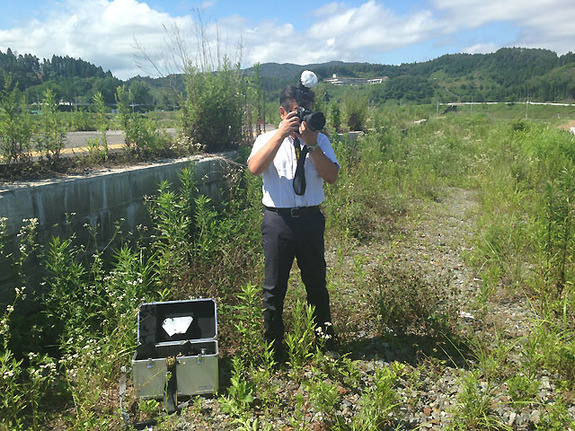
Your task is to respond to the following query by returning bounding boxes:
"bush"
[0,74,33,164]
[181,59,243,153]
[34,88,66,162]
[341,90,368,131]
[370,262,454,336]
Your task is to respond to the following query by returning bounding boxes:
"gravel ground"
[130,187,574,430]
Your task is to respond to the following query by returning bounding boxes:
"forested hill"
[2,47,575,106]
[0,48,113,85]
[0,48,122,105]
[248,48,575,103]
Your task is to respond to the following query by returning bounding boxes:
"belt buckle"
[290,208,300,217]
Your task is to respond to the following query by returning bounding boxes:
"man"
[248,71,340,359]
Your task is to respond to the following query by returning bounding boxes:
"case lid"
[137,298,217,346]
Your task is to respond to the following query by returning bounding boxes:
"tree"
[128,80,152,109]
[0,73,33,163]
[91,76,122,104]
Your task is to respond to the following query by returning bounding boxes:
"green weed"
[305,366,341,422]
[0,73,32,164]
[220,356,255,417]
[285,300,317,374]
[233,283,265,361]
[92,91,109,160]
[344,365,401,430]
[506,374,539,404]
[448,369,507,431]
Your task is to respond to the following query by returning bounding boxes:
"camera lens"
[303,111,326,131]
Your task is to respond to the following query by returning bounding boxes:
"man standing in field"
[248,71,340,360]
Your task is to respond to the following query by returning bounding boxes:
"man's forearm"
[310,150,339,184]
[248,132,284,176]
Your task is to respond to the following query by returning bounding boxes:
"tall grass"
[469,120,575,391]
[472,122,575,298]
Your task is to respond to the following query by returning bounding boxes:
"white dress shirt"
[248,130,339,208]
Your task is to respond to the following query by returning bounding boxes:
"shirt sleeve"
[318,133,339,167]
[247,133,267,164]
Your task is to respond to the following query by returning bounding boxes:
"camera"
[293,70,326,131]
[294,106,326,131]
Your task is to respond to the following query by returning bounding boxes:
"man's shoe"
[271,343,287,365]
[322,337,340,360]
[324,349,340,360]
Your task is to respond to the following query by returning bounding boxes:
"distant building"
[323,74,388,85]
[368,78,386,84]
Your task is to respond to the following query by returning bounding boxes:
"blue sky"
[1,0,574,80]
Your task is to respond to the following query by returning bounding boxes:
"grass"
[1,104,575,429]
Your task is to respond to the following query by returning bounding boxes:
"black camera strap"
[292,137,308,196]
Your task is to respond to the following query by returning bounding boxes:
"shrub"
[370,262,454,336]
[181,59,243,153]
[328,101,342,132]
[341,90,368,131]
[0,73,33,164]
[116,85,172,157]
[34,88,66,162]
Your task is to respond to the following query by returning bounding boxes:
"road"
[65,130,125,149]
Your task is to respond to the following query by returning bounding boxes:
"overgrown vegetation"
[1,100,575,429]
[0,74,33,164]
[181,59,244,153]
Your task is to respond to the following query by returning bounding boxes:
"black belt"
[264,206,320,217]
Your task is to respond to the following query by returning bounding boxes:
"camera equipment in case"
[132,298,218,412]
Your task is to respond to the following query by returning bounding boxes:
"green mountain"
[244,48,575,103]
[2,47,575,107]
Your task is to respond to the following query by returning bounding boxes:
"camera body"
[295,106,326,132]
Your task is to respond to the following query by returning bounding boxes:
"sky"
[1,0,574,80]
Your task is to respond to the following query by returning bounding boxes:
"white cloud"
[308,1,437,53]
[1,0,574,80]
[241,20,300,66]
[462,43,500,55]
[431,0,575,54]
[239,0,440,66]
[0,0,186,79]
[432,0,567,24]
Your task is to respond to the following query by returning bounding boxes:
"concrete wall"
[0,153,238,301]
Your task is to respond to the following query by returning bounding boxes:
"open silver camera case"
[132,298,219,412]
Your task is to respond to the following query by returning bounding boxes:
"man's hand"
[298,118,319,147]
[298,120,339,184]
[248,110,301,176]
[278,110,301,139]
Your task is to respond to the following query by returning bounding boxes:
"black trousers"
[261,207,333,346]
